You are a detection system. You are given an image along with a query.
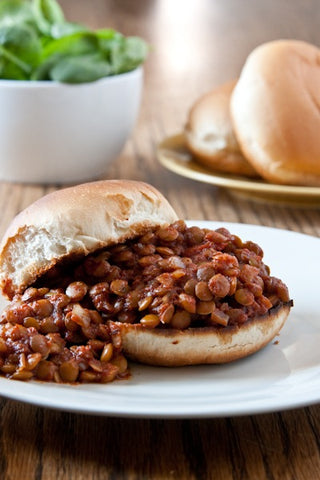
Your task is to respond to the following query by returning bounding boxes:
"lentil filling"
[0,221,290,383]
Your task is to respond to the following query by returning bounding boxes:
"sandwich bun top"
[0,180,178,299]
[231,39,320,186]
[185,80,258,177]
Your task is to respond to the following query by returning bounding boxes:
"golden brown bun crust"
[117,302,291,366]
[231,40,320,186]
[185,80,258,177]
[0,180,178,299]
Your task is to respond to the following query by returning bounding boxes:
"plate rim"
[157,133,320,198]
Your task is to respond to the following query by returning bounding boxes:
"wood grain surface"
[0,1,320,479]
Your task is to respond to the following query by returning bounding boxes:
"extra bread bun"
[184,80,258,177]
[0,180,178,299]
[118,302,291,366]
[231,40,320,186]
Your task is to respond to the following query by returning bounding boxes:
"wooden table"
[1,1,320,479]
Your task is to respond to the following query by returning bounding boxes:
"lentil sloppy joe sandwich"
[0,180,292,384]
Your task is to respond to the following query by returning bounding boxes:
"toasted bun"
[231,40,320,186]
[117,302,291,366]
[0,180,178,299]
[184,80,258,177]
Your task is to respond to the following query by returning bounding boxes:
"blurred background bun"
[184,80,258,177]
[231,40,320,186]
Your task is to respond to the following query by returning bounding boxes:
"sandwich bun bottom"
[118,302,291,366]
[185,80,258,177]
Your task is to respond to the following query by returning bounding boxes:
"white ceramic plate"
[0,221,319,418]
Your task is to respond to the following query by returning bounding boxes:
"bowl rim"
[0,66,142,89]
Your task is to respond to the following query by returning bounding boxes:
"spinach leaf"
[0,0,34,27]
[31,51,62,80]
[32,0,64,36]
[0,0,148,83]
[32,32,101,80]
[96,30,149,74]
[114,36,149,73]
[41,31,98,60]
[0,22,41,78]
[0,44,30,78]
[103,34,149,74]
[50,21,88,40]
[49,52,112,83]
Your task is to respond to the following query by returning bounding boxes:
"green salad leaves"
[0,0,148,83]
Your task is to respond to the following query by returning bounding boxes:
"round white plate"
[0,221,319,418]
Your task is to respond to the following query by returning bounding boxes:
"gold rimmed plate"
[157,133,320,207]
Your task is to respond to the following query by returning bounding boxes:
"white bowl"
[0,67,143,184]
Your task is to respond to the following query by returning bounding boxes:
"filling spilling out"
[0,221,290,384]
